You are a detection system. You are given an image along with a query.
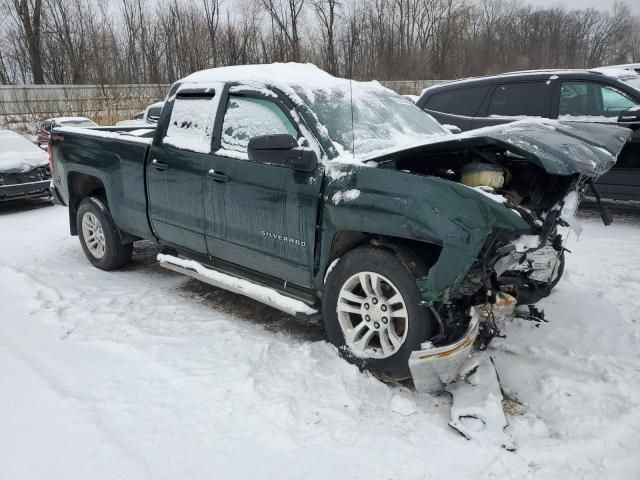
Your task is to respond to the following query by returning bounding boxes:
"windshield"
[291,83,447,159]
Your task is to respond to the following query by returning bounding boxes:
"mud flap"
[446,355,516,451]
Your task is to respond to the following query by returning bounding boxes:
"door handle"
[207,169,230,183]
[151,159,168,171]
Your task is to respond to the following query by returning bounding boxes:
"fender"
[319,164,529,303]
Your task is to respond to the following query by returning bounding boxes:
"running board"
[157,254,319,318]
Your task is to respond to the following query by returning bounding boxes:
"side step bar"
[157,254,319,318]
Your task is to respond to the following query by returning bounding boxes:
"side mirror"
[443,124,462,134]
[247,134,317,172]
[618,107,640,123]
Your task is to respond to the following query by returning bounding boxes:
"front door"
[204,92,323,287]
[147,87,223,253]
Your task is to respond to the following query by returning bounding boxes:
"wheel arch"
[321,230,443,287]
[67,172,107,235]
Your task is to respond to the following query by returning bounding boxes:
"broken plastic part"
[589,180,613,226]
[446,355,516,451]
[408,310,480,393]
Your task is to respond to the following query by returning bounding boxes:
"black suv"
[416,69,640,201]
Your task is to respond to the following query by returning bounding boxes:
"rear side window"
[424,86,490,116]
[488,82,550,117]
[219,96,297,159]
[163,87,221,154]
[559,81,639,117]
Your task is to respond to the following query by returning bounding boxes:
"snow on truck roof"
[179,62,362,91]
[177,63,450,162]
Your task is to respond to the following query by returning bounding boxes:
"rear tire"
[76,196,133,270]
[323,246,436,381]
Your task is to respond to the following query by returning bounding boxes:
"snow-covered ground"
[1,201,639,479]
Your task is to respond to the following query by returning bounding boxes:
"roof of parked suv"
[420,67,640,96]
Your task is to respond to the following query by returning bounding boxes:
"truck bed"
[51,126,156,241]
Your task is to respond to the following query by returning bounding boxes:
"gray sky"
[526,0,640,13]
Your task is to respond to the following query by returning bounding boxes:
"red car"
[37,117,97,148]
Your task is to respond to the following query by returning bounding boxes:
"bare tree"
[311,0,340,74]
[9,0,45,83]
[259,0,306,62]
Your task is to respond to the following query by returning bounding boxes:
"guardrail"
[0,84,169,116]
[0,79,447,133]
[380,80,446,95]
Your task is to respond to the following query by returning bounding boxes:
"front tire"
[323,246,436,381]
[76,196,133,270]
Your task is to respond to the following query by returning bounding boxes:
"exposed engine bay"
[395,145,582,304]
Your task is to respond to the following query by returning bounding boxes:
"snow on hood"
[359,119,631,177]
[0,129,48,173]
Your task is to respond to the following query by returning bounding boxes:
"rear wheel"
[323,246,436,381]
[76,196,133,270]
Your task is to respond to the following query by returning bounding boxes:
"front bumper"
[409,311,480,392]
[0,179,52,201]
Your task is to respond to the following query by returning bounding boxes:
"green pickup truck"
[49,63,629,385]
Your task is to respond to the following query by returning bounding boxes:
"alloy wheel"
[336,271,409,359]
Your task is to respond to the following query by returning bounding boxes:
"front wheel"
[323,246,436,381]
[76,196,133,270]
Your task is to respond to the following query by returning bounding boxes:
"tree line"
[1,0,638,85]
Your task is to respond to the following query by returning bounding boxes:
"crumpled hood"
[364,119,632,178]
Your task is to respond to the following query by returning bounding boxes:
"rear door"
[471,80,554,129]
[204,89,323,288]
[421,85,491,131]
[552,79,640,201]
[146,85,223,253]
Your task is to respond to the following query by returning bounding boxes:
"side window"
[163,91,218,154]
[220,96,297,157]
[424,86,490,116]
[488,82,550,117]
[43,121,52,132]
[559,82,639,117]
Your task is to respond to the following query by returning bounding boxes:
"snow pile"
[0,129,48,172]
[54,126,152,145]
[558,115,618,123]
[332,189,361,205]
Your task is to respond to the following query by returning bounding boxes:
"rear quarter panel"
[52,130,154,240]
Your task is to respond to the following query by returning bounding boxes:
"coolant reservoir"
[461,162,505,189]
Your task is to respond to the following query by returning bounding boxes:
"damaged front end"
[385,121,632,392]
